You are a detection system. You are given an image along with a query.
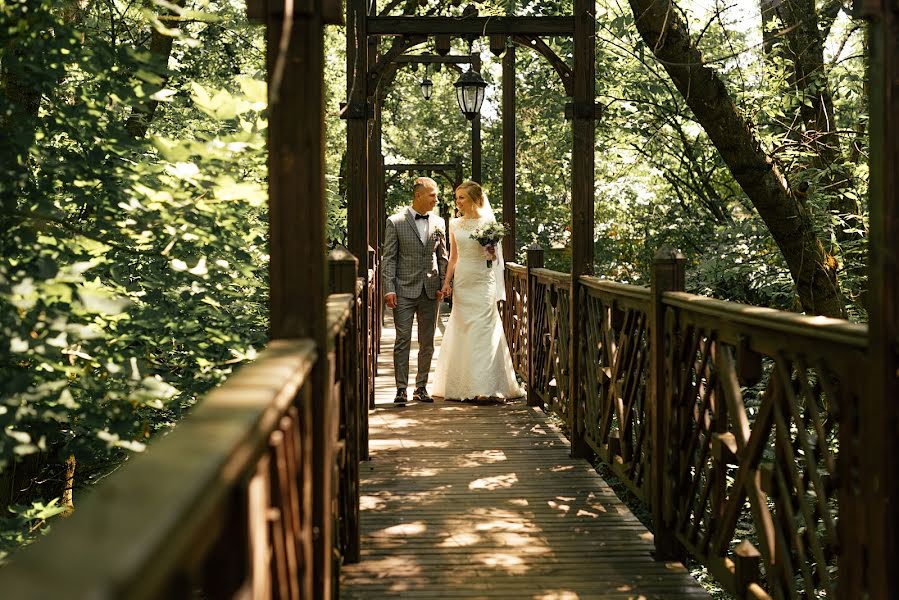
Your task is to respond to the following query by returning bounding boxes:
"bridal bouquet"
[470,221,510,268]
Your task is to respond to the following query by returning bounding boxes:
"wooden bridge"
[0,0,897,598]
[340,314,709,598]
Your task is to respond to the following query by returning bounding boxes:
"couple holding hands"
[381,177,524,405]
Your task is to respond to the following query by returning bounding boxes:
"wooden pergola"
[345,2,598,462]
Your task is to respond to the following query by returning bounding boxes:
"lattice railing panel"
[662,294,866,599]
[531,271,571,419]
[503,265,528,380]
[580,280,652,501]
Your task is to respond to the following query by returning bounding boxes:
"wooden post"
[346,0,369,264]
[649,245,685,561]
[329,247,358,294]
[859,1,899,597]
[527,245,544,408]
[261,0,330,595]
[502,44,517,260]
[733,540,761,600]
[567,0,595,459]
[377,151,386,354]
[327,248,360,564]
[348,0,372,475]
[472,53,482,183]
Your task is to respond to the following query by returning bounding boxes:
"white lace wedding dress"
[432,216,525,400]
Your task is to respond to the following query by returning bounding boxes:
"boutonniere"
[431,225,446,242]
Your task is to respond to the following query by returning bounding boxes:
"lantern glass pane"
[475,87,485,112]
[463,86,478,112]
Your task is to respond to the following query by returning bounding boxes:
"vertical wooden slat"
[264,1,330,595]
[567,0,595,459]
[860,2,899,598]
[502,44,516,259]
[527,246,545,407]
[248,456,273,600]
[650,246,685,560]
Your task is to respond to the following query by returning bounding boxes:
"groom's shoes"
[413,387,433,403]
[393,388,408,404]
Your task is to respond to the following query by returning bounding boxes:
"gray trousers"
[393,291,439,389]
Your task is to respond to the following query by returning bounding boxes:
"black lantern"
[453,67,487,120]
[420,65,433,100]
[420,77,434,100]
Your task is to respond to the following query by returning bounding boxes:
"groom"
[382,177,449,404]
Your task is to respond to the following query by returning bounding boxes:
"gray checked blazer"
[382,208,448,300]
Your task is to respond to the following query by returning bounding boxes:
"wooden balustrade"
[503,264,528,380]
[0,253,370,599]
[503,248,869,600]
[579,277,652,503]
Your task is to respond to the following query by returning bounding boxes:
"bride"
[432,181,525,401]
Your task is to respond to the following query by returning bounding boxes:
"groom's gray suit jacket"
[382,208,448,300]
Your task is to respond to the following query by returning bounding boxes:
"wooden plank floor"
[340,311,710,599]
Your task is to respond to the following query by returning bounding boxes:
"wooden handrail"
[663,291,867,348]
[579,276,651,303]
[0,340,316,599]
[506,262,527,275]
[328,293,356,341]
[531,267,571,287]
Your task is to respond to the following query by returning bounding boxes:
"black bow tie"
[414,213,428,220]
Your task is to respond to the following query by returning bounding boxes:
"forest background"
[0,0,867,567]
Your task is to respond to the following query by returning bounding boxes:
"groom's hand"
[385,293,397,309]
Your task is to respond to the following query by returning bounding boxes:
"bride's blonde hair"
[456,180,486,215]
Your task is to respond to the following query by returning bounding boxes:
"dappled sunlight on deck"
[341,314,709,599]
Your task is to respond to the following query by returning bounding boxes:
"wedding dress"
[432,215,525,400]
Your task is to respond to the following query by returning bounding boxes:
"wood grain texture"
[502,44,516,259]
[862,7,899,599]
[340,316,708,599]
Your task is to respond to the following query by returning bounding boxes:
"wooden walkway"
[340,311,710,599]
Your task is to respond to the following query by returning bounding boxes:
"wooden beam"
[264,2,329,597]
[367,34,428,94]
[860,2,899,598]
[502,44,516,258]
[343,0,368,579]
[567,0,594,460]
[367,16,576,36]
[394,54,471,64]
[512,35,574,96]
[384,162,458,170]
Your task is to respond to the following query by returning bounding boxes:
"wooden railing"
[503,263,528,380]
[504,247,868,600]
[0,251,371,599]
[579,278,653,503]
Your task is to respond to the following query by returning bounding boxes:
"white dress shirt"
[410,208,428,243]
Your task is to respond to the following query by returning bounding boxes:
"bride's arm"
[441,227,458,296]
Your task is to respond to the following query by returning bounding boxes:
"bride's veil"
[480,193,507,303]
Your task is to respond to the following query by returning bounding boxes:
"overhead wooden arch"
[346,2,596,463]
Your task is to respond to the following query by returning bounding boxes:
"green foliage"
[1,0,269,550]
[0,499,68,565]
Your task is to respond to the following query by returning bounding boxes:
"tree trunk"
[125,2,185,138]
[762,0,861,243]
[1,0,90,212]
[1,2,44,213]
[627,0,844,317]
